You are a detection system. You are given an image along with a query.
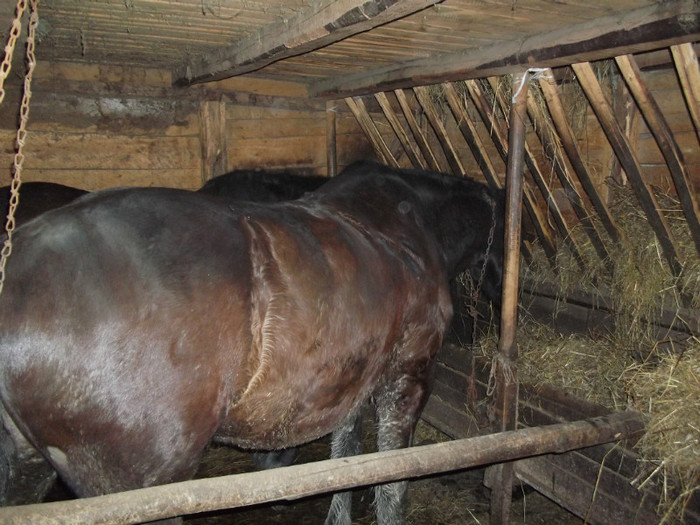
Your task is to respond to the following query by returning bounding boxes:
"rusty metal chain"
[0,0,38,296]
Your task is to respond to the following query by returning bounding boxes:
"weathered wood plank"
[616,53,700,258]
[310,1,700,98]
[174,0,442,85]
[326,100,338,177]
[572,61,682,277]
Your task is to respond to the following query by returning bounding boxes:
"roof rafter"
[309,0,700,98]
[173,0,442,86]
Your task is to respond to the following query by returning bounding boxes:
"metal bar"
[0,412,645,524]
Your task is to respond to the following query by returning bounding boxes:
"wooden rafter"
[413,86,465,175]
[486,76,587,272]
[572,61,682,277]
[374,92,427,169]
[394,89,443,172]
[443,83,502,188]
[310,1,700,98]
[173,0,442,86]
[524,80,612,264]
[465,79,558,264]
[615,54,700,258]
[344,96,398,167]
[538,73,622,244]
[671,43,700,143]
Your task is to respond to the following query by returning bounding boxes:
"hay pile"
[501,183,700,523]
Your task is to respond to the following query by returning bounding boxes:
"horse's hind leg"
[0,406,56,506]
[373,373,433,525]
[324,412,362,525]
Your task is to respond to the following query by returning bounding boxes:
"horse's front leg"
[373,371,434,525]
[324,411,363,525]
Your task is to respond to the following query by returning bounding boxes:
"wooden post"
[0,412,644,525]
[326,100,337,177]
[199,99,228,185]
[489,71,527,525]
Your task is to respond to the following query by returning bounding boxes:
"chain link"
[0,0,38,296]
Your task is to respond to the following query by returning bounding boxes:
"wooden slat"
[671,43,700,143]
[465,79,558,263]
[486,76,588,272]
[310,1,700,98]
[374,92,427,169]
[413,86,466,175]
[393,89,443,172]
[174,0,442,85]
[538,72,622,243]
[343,96,398,166]
[525,80,612,263]
[615,54,700,258]
[442,83,502,187]
[572,61,683,277]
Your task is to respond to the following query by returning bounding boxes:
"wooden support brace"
[572,61,683,277]
[486,76,587,272]
[344,96,399,167]
[489,71,528,525]
[0,412,645,525]
[413,85,466,175]
[465,78,558,265]
[199,99,228,184]
[615,54,700,258]
[326,100,337,177]
[671,43,700,144]
[538,72,622,243]
[374,91,427,169]
[394,89,442,171]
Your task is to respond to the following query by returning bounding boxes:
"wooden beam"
[0,412,644,524]
[571,61,683,277]
[413,86,465,175]
[615,54,700,258]
[310,1,700,98]
[394,89,442,172]
[464,79,556,266]
[538,72,622,243]
[344,96,398,166]
[199,99,228,184]
[524,80,612,264]
[670,43,700,143]
[374,92,427,169]
[326,100,338,177]
[173,0,442,86]
[443,83,502,187]
[489,71,527,525]
[486,76,587,272]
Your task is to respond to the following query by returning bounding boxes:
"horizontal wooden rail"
[0,411,644,524]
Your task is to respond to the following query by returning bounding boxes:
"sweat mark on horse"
[0,160,503,524]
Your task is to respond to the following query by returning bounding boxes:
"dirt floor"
[184,419,582,525]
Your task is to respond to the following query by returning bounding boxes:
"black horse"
[0,160,503,524]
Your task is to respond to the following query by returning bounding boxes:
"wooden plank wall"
[0,62,372,191]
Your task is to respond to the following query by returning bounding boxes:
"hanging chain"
[0,0,38,296]
[466,197,497,342]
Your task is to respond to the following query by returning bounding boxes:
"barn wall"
[0,62,372,191]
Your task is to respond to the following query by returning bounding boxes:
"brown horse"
[0,160,503,524]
